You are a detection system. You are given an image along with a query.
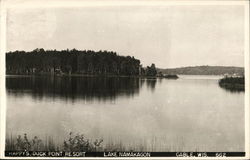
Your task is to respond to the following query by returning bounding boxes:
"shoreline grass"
[5,133,187,152]
[5,133,244,153]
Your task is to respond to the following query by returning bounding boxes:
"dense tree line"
[6,48,158,76]
[6,48,157,76]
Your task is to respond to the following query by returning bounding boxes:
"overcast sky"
[6,5,245,68]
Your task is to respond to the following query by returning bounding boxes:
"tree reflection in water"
[6,76,147,102]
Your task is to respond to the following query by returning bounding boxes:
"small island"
[219,76,245,92]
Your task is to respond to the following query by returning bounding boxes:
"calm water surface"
[6,75,244,151]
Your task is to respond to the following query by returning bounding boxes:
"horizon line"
[6,48,244,69]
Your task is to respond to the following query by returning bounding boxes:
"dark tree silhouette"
[145,63,157,76]
[6,48,144,76]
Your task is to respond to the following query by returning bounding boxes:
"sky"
[6,4,245,68]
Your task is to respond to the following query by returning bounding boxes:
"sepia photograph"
[0,0,249,159]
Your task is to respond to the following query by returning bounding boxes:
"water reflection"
[6,76,145,102]
[145,78,157,91]
[5,75,245,152]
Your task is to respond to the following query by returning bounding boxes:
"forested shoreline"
[158,66,244,75]
[6,49,158,77]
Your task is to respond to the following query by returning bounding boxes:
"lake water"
[6,75,244,151]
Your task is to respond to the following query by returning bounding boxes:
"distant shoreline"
[157,65,244,76]
[5,73,179,79]
[5,73,235,77]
